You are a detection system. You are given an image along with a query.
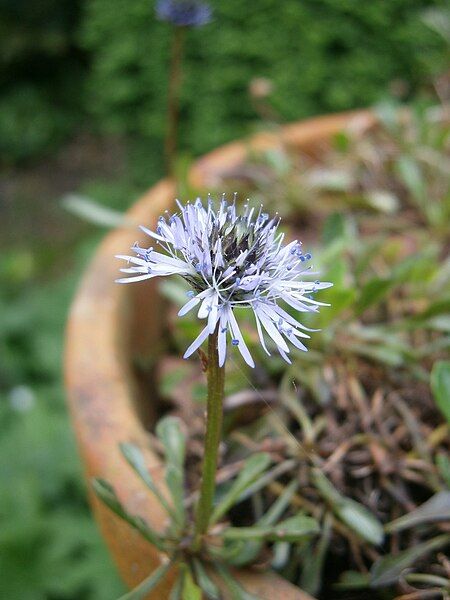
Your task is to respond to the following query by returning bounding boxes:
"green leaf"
[165,463,185,526]
[91,479,165,550]
[338,500,384,546]
[182,567,202,600]
[222,480,298,567]
[312,470,384,545]
[156,416,186,469]
[410,298,450,323]
[211,477,298,567]
[334,571,370,590]
[210,453,271,525]
[213,563,260,600]
[259,480,299,526]
[61,194,128,228]
[192,560,220,600]
[319,288,356,325]
[223,514,319,542]
[92,478,126,517]
[347,342,405,367]
[229,459,297,508]
[156,417,186,526]
[169,570,184,600]
[322,213,347,245]
[221,540,262,567]
[431,360,450,424]
[120,443,176,520]
[354,238,384,277]
[300,513,332,596]
[395,156,425,203]
[370,535,450,588]
[385,492,450,532]
[210,539,249,564]
[355,277,393,315]
[391,249,438,284]
[118,562,171,600]
[436,453,450,488]
[323,257,347,287]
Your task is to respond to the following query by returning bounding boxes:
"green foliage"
[385,492,450,532]
[0,245,124,598]
[210,453,271,525]
[0,86,77,165]
[431,361,450,423]
[1,0,447,167]
[117,561,172,600]
[0,0,85,163]
[370,534,450,587]
[80,0,446,162]
[94,430,318,599]
[312,469,384,545]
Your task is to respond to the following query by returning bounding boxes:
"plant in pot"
[96,194,331,599]
[66,103,450,600]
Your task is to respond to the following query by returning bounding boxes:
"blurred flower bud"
[155,0,212,27]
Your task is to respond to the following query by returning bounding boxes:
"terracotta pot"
[65,110,376,599]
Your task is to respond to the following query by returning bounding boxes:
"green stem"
[194,327,225,548]
[164,26,185,177]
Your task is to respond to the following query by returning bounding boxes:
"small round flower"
[116,196,332,368]
[155,0,212,27]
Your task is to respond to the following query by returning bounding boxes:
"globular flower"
[116,196,331,368]
[155,0,212,27]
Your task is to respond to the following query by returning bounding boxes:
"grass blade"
[370,534,450,587]
[92,478,165,550]
[210,453,271,525]
[118,561,172,600]
[120,442,177,521]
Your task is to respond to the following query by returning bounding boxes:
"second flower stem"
[164,26,185,177]
[194,327,225,548]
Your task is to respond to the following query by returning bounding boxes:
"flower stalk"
[164,26,185,176]
[193,326,225,548]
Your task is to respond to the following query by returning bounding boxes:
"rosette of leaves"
[93,416,320,599]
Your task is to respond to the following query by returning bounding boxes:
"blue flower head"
[155,0,212,27]
[117,196,332,368]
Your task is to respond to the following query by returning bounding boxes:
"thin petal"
[119,267,149,274]
[278,347,292,364]
[227,307,255,368]
[286,332,307,351]
[116,254,149,266]
[183,325,210,359]
[207,293,220,334]
[269,304,317,332]
[255,305,290,353]
[281,292,318,312]
[115,274,154,284]
[139,225,166,242]
[218,310,228,367]
[198,290,214,319]
[178,296,201,317]
[254,310,271,356]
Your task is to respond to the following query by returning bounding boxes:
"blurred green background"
[0,1,447,598]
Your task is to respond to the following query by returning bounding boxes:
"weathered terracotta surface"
[65,111,375,599]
